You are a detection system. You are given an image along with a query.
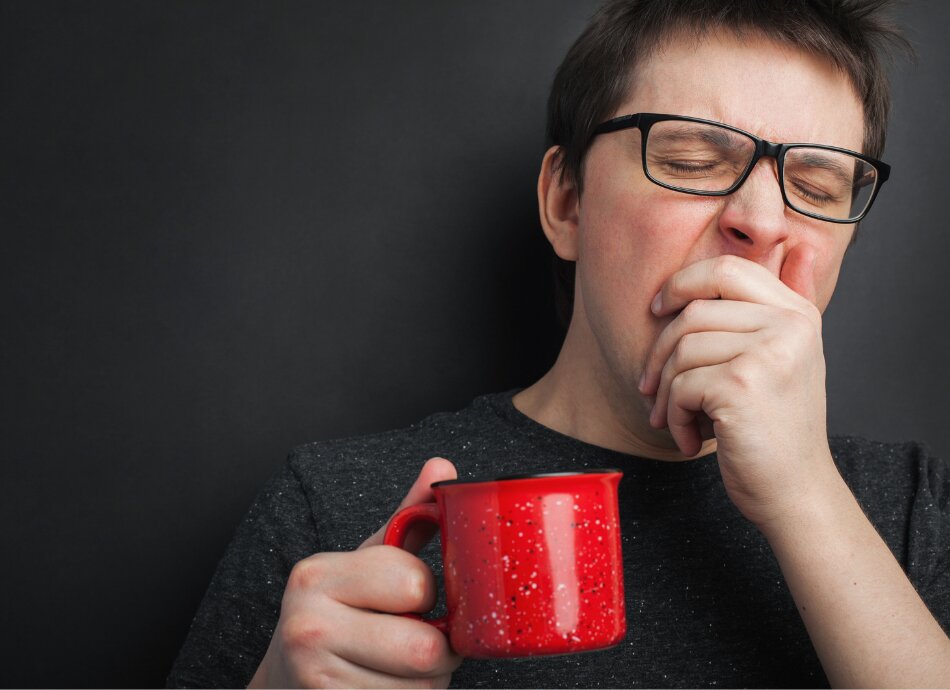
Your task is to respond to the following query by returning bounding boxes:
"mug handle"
[383,502,450,635]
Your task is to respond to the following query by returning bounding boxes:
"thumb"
[780,242,819,306]
[359,456,458,550]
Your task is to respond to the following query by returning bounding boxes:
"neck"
[512,314,717,462]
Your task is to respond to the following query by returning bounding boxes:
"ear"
[538,145,580,261]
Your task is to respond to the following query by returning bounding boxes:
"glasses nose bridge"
[750,138,783,167]
[739,138,784,193]
[760,139,782,158]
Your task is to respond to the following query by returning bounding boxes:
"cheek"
[574,181,722,373]
[813,251,846,311]
[801,226,851,311]
[578,184,720,308]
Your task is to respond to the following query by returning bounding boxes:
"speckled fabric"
[167,388,950,688]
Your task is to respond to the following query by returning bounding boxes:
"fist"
[249,458,463,688]
[639,250,838,527]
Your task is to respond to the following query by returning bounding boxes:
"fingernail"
[651,292,662,314]
[637,371,647,393]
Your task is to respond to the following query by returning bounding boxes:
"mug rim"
[430,468,622,488]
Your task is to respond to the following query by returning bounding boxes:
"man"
[168,1,950,687]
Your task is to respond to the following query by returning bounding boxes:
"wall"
[1,2,947,686]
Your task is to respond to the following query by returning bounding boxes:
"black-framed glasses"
[591,113,890,223]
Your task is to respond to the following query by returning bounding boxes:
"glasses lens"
[645,120,755,193]
[783,147,878,221]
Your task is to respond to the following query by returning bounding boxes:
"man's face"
[570,30,865,432]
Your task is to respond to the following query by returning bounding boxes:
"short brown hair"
[547,0,910,330]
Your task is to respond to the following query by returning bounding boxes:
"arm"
[761,457,950,688]
[166,460,322,688]
[641,252,950,687]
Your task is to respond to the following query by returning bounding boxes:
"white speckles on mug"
[433,472,626,658]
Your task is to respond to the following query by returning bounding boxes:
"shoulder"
[829,435,945,499]
[829,435,947,547]
[280,390,515,548]
[287,390,507,481]
[831,434,925,465]
[829,435,943,486]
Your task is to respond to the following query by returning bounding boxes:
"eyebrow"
[650,125,747,151]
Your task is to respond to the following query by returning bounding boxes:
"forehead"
[620,30,865,152]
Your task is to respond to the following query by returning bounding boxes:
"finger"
[287,546,439,614]
[300,647,456,689]
[779,242,819,306]
[664,365,722,458]
[328,604,463,679]
[651,254,809,319]
[650,331,748,429]
[640,299,768,395]
[331,660,454,690]
[361,456,458,550]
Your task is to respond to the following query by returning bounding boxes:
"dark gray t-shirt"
[167,388,950,688]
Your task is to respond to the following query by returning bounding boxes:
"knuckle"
[280,614,328,654]
[668,371,686,397]
[287,553,331,593]
[775,312,819,362]
[728,357,756,389]
[401,565,430,609]
[664,349,680,379]
[674,331,698,364]
[679,299,703,325]
[404,631,444,675]
[771,345,796,373]
[715,254,743,286]
[772,332,801,367]
[790,308,820,340]
[668,349,684,375]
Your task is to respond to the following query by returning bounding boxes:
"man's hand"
[248,457,463,689]
[638,247,837,528]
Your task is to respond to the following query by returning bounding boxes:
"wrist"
[755,452,851,544]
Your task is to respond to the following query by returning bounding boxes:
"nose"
[717,157,790,266]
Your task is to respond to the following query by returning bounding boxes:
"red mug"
[384,469,626,658]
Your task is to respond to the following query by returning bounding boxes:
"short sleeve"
[166,458,321,688]
[907,442,950,635]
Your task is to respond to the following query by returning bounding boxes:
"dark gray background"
[1,1,947,687]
